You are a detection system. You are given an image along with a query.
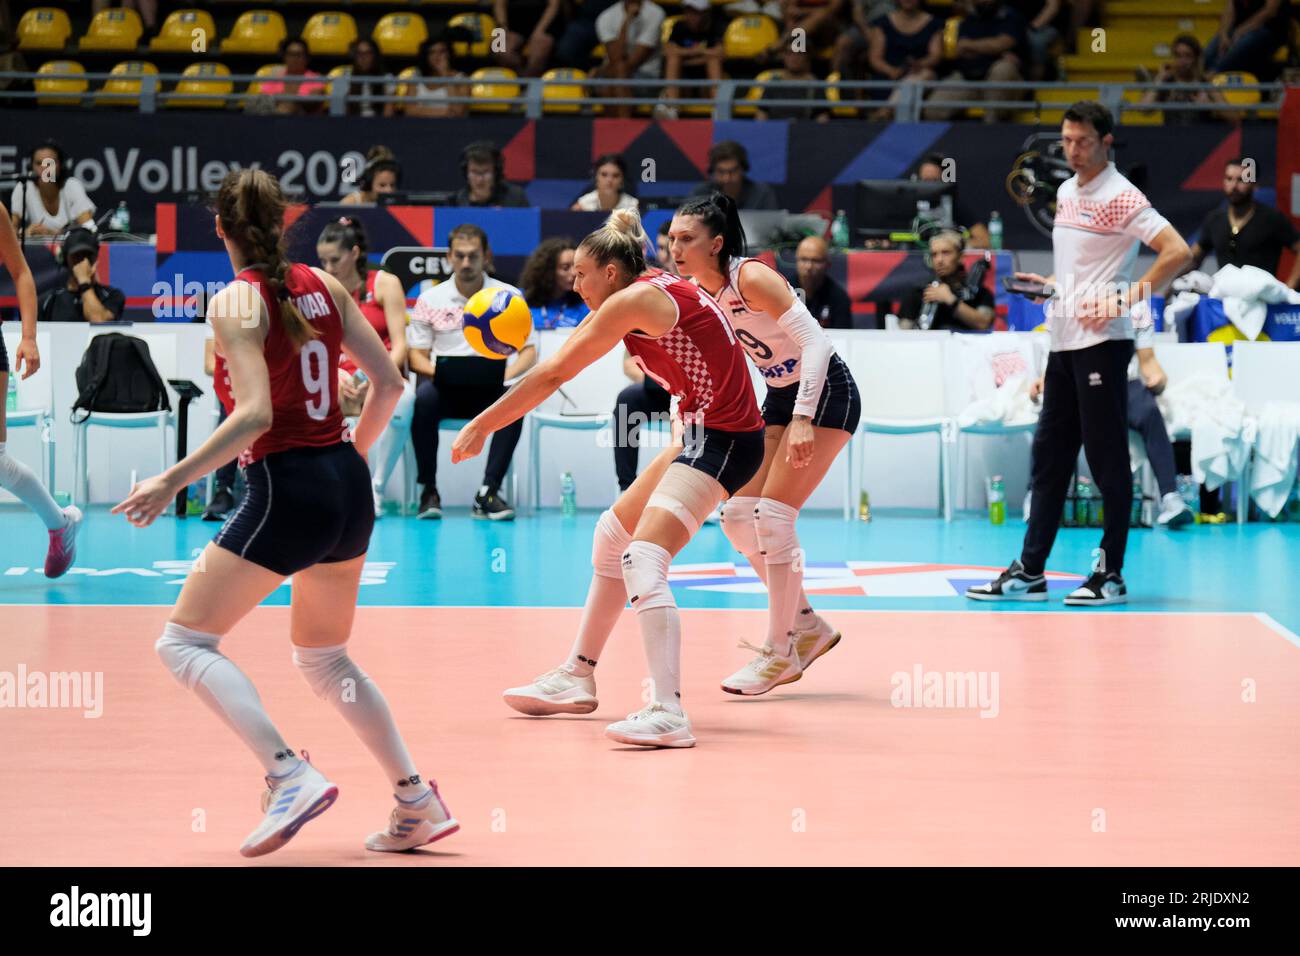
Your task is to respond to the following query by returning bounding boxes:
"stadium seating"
[80,8,144,52]
[149,10,217,54]
[541,68,586,114]
[245,63,282,99]
[95,61,159,108]
[393,65,422,99]
[325,64,352,96]
[35,60,87,107]
[1213,71,1262,105]
[825,71,858,118]
[470,68,520,113]
[167,63,233,110]
[220,10,287,56]
[735,69,780,118]
[723,15,779,60]
[373,13,428,57]
[17,7,71,51]
[449,13,496,59]
[303,12,359,57]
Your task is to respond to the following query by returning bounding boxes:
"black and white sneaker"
[202,487,236,522]
[1063,571,1127,606]
[472,486,515,521]
[965,559,1048,601]
[417,486,442,520]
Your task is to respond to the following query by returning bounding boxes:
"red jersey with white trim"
[213,263,346,464]
[339,270,389,375]
[624,270,763,433]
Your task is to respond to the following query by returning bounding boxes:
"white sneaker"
[721,639,803,696]
[365,783,460,852]
[604,702,696,748]
[792,619,842,674]
[503,667,598,716]
[239,755,339,858]
[1155,491,1194,528]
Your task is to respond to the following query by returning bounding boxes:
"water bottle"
[831,210,850,250]
[987,476,1005,525]
[1074,477,1093,528]
[858,489,871,522]
[186,481,205,516]
[918,281,941,330]
[560,471,577,517]
[1176,474,1197,513]
[110,200,130,233]
[1130,476,1144,528]
[988,210,1003,250]
[5,374,16,412]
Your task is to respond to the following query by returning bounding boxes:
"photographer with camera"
[896,230,994,331]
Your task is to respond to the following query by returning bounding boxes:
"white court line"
[1253,613,1300,650]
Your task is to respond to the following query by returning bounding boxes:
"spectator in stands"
[1204,0,1288,77]
[1006,0,1064,80]
[452,141,530,207]
[342,145,401,206]
[762,0,847,66]
[37,228,124,323]
[10,140,94,238]
[924,0,1027,123]
[835,0,903,90]
[494,1,567,77]
[756,48,831,122]
[346,38,393,118]
[402,35,469,119]
[896,230,994,331]
[556,0,619,69]
[915,152,991,249]
[689,141,779,210]
[93,0,156,33]
[407,224,537,520]
[795,236,853,328]
[655,219,677,273]
[572,154,639,212]
[613,350,673,493]
[1183,157,1300,289]
[1137,35,1229,125]
[594,0,668,119]
[259,36,325,116]
[843,0,941,118]
[1066,0,1100,53]
[522,237,591,329]
[658,0,727,116]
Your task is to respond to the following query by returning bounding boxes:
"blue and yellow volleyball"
[462,287,532,359]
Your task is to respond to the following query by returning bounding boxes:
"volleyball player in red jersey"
[114,170,458,856]
[316,216,413,516]
[455,209,765,748]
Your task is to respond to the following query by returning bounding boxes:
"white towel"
[1209,264,1300,341]
[1172,270,1214,294]
[1157,374,1252,490]
[1250,401,1300,518]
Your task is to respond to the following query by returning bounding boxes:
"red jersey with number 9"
[624,270,763,433]
[213,263,346,465]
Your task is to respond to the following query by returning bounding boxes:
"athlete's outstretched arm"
[452,284,670,463]
[114,284,273,526]
[0,204,39,378]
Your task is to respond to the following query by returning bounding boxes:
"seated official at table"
[795,236,852,329]
[37,228,125,323]
[896,230,994,331]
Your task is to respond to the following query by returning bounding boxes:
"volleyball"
[462,287,532,359]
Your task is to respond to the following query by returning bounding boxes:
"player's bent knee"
[155,621,224,690]
[621,539,674,613]
[721,495,761,555]
[593,508,633,579]
[292,642,353,701]
[754,498,800,565]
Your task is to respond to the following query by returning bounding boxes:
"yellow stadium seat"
[449,13,496,59]
[1212,71,1261,105]
[149,9,216,53]
[541,67,586,114]
[393,65,421,99]
[325,65,352,96]
[373,13,429,57]
[80,8,144,52]
[662,16,681,47]
[724,15,779,59]
[943,17,962,61]
[17,8,71,51]
[167,62,233,109]
[35,60,87,106]
[95,61,158,107]
[245,64,282,99]
[221,11,287,55]
[735,68,781,118]
[826,70,858,117]
[470,67,520,113]
[303,12,358,57]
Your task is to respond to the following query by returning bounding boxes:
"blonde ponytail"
[578,207,649,277]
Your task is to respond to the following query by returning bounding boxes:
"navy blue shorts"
[676,425,766,497]
[762,352,861,434]
[0,333,8,374]
[214,442,374,577]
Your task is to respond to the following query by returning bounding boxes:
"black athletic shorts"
[214,442,374,577]
[676,425,766,497]
[762,351,861,434]
[0,332,8,373]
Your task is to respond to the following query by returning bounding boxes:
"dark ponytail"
[676,191,747,277]
[318,215,370,282]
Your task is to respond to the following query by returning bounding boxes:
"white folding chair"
[72,330,176,507]
[1,330,56,489]
[845,333,953,520]
[1231,341,1300,523]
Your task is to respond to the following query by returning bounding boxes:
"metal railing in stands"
[1,72,1284,120]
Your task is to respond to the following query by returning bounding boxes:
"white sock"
[724,495,819,642]
[640,606,683,714]
[756,499,804,657]
[155,622,299,776]
[564,574,626,677]
[0,442,66,530]
[293,642,429,801]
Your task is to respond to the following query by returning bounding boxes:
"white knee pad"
[646,464,725,537]
[621,539,674,613]
[754,498,800,565]
[721,495,762,556]
[155,621,224,691]
[292,642,354,701]
[592,508,633,580]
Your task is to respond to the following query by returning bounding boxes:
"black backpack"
[71,333,171,423]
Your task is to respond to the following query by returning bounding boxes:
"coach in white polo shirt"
[967,101,1190,607]
[407,224,538,520]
